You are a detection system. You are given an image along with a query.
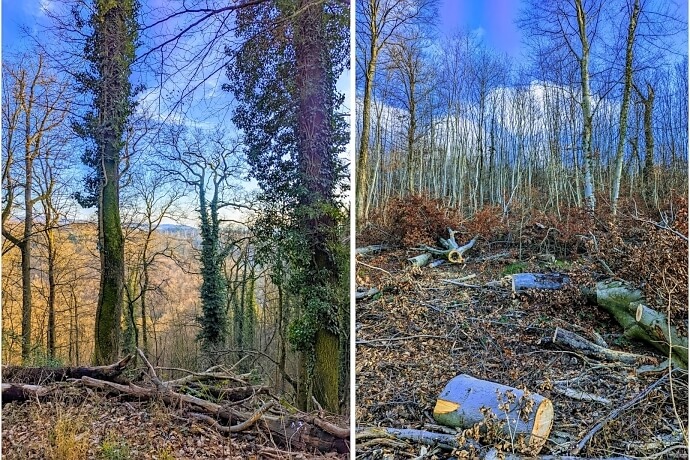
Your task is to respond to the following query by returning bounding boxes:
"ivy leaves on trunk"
[225,0,349,412]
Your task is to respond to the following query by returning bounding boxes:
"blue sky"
[437,0,688,60]
[438,0,522,57]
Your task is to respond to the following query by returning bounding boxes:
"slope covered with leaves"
[356,198,688,458]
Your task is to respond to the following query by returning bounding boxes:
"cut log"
[549,327,654,365]
[635,303,688,366]
[414,230,478,264]
[1,354,133,384]
[408,253,432,267]
[356,244,390,255]
[588,280,688,369]
[511,273,570,293]
[433,374,553,455]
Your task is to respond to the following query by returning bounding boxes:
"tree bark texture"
[295,0,342,413]
[93,1,135,365]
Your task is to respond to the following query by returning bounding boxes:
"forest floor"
[2,382,348,460]
[355,245,688,459]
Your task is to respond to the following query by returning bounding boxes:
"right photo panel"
[354,0,689,458]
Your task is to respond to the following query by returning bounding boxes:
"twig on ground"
[571,373,671,455]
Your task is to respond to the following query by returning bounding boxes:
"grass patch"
[48,414,89,460]
[553,259,571,270]
[99,434,131,460]
[502,261,527,276]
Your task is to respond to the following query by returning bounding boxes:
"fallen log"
[585,280,688,369]
[634,303,688,366]
[1,354,132,384]
[2,383,53,403]
[357,427,634,459]
[356,287,380,300]
[512,273,570,293]
[356,426,479,451]
[485,449,633,460]
[356,244,390,255]
[408,252,432,267]
[548,327,654,365]
[80,374,348,453]
[433,374,554,455]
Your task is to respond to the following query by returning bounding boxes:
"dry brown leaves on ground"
[1,387,346,460]
[355,248,688,459]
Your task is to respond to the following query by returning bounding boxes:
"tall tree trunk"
[295,0,341,413]
[611,0,640,215]
[141,260,149,354]
[636,82,655,201]
[93,1,134,365]
[46,223,56,360]
[357,52,378,224]
[576,0,596,214]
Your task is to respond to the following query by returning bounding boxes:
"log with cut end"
[415,230,478,264]
[511,273,570,293]
[635,303,688,366]
[408,253,432,267]
[433,374,553,455]
[590,280,688,369]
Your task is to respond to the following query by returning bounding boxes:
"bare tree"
[1,54,70,362]
[356,0,438,223]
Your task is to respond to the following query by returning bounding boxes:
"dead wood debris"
[355,248,688,459]
[2,349,349,458]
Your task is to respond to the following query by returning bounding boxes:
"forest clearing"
[355,0,687,457]
[355,197,687,458]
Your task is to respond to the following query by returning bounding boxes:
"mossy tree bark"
[86,0,137,365]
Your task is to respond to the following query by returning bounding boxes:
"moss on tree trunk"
[314,328,340,413]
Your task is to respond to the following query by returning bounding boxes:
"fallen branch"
[189,400,275,433]
[571,373,672,455]
[356,287,380,301]
[356,427,468,450]
[356,334,450,345]
[548,327,654,365]
[552,386,611,405]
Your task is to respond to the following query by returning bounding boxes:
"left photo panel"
[1,0,351,457]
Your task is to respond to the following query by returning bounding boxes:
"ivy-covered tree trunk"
[294,0,342,414]
[197,182,228,363]
[87,0,137,365]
